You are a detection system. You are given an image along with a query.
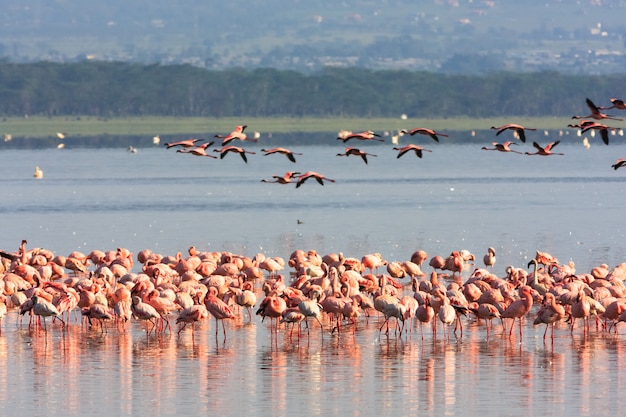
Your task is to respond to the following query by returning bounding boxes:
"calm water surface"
[1,140,626,416]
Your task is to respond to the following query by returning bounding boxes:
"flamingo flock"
[3,239,626,345]
[163,97,626,187]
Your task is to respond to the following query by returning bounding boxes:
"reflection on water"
[0,306,626,416]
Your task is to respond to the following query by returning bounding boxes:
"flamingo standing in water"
[336,147,377,164]
[481,141,522,154]
[204,286,237,340]
[215,125,258,145]
[393,144,432,159]
[214,146,256,163]
[572,98,623,121]
[337,131,385,143]
[295,171,336,188]
[400,127,448,142]
[533,292,565,341]
[525,141,564,156]
[261,147,302,163]
[490,124,536,143]
[500,285,534,338]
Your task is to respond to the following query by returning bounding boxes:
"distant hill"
[1,0,626,74]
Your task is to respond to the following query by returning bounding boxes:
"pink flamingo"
[295,171,336,188]
[598,97,626,111]
[215,125,258,145]
[481,141,522,154]
[176,142,217,158]
[612,158,626,170]
[572,98,623,121]
[525,141,564,156]
[214,145,256,163]
[500,286,534,338]
[400,127,448,142]
[261,147,302,163]
[490,123,537,143]
[204,286,237,340]
[336,147,377,164]
[533,293,565,341]
[261,171,301,184]
[393,144,432,159]
[164,138,202,149]
[337,130,384,143]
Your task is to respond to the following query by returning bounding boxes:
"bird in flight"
[598,98,626,111]
[261,147,302,163]
[525,141,564,156]
[261,171,301,184]
[164,138,202,149]
[572,98,623,121]
[400,127,448,142]
[337,131,384,143]
[611,158,626,170]
[393,144,432,159]
[295,171,336,188]
[481,141,522,154]
[214,145,256,163]
[490,124,536,143]
[336,147,377,164]
[215,125,258,146]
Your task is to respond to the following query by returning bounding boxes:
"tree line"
[0,60,623,119]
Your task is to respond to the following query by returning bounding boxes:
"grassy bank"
[0,116,572,139]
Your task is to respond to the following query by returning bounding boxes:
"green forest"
[0,61,624,119]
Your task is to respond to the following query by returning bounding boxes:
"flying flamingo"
[204,286,237,340]
[612,158,626,170]
[400,127,448,142]
[295,171,336,188]
[393,144,432,159]
[214,145,256,163]
[481,141,522,154]
[176,141,217,158]
[337,131,385,143]
[598,97,626,111]
[261,147,302,163]
[500,285,534,338]
[164,138,202,149]
[579,121,620,145]
[215,125,258,146]
[490,124,536,143]
[261,171,301,184]
[525,141,564,156]
[336,147,377,164]
[572,98,623,121]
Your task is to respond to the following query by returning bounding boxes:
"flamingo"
[336,147,377,164]
[214,145,256,163]
[393,144,432,159]
[400,127,448,142]
[579,121,620,145]
[297,298,324,336]
[176,141,217,158]
[204,286,237,340]
[572,98,623,121]
[525,141,564,156]
[483,247,496,271]
[490,124,537,143]
[481,141,522,154]
[280,308,306,339]
[611,158,626,170]
[295,171,336,188]
[470,303,501,337]
[131,296,161,335]
[176,302,209,336]
[533,293,565,341]
[32,295,65,330]
[256,295,287,333]
[598,97,626,111]
[215,125,257,146]
[570,289,591,336]
[500,285,534,338]
[164,138,202,148]
[261,147,302,163]
[261,171,301,184]
[231,282,257,323]
[337,131,384,143]
[433,289,456,340]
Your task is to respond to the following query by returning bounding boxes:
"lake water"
[1,136,626,416]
